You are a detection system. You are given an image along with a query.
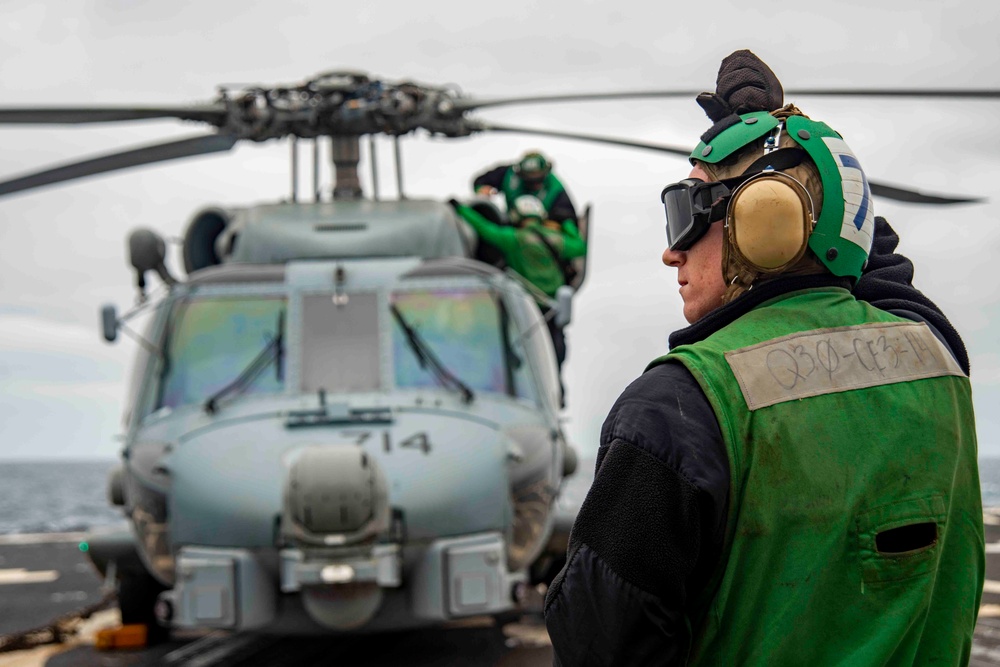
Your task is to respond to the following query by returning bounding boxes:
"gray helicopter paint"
[132,274,560,490]
[224,200,470,265]
[187,262,287,284]
[124,260,562,481]
[166,531,520,630]
[104,201,565,631]
[169,546,278,629]
[284,257,423,290]
[158,404,547,630]
[166,408,513,547]
[113,249,566,631]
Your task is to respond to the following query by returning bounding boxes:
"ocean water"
[1,458,999,535]
[980,457,1000,509]
[0,460,127,534]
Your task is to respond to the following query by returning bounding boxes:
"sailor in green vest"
[473,151,579,228]
[450,194,586,387]
[544,49,983,666]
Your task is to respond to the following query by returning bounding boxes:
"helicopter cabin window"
[300,292,380,394]
[392,288,534,401]
[157,296,286,410]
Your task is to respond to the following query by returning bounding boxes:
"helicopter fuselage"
[104,201,571,633]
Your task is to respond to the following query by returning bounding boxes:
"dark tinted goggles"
[661,148,809,251]
[660,178,737,251]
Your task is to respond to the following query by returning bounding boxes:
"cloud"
[0,0,997,466]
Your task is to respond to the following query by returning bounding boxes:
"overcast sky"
[0,0,998,461]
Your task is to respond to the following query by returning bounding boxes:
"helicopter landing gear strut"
[116,570,168,643]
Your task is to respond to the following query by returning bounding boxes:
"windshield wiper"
[204,311,285,415]
[390,304,474,404]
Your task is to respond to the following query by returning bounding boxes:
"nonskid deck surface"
[3,515,1000,666]
[973,510,1000,666]
[0,531,551,666]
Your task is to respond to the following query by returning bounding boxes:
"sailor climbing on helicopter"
[544,49,983,665]
[450,194,585,389]
[473,150,579,227]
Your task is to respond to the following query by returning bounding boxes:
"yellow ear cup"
[727,172,814,273]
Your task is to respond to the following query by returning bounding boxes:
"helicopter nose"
[281,445,391,545]
[278,445,397,630]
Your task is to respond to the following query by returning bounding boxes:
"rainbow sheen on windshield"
[392,289,506,395]
[159,296,286,409]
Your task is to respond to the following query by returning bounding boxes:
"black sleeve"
[853,216,970,374]
[472,165,509,191]
[544,362,729,666]
[548,189,578,224]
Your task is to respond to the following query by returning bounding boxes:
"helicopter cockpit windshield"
[144,273,551,418]
[157,295,287,411]
[390,287,537,404]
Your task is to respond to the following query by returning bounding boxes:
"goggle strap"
[741,148,807,176]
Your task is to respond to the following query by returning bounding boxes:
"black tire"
[117,571,169,642]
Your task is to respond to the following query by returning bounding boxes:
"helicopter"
[0,69,994,638]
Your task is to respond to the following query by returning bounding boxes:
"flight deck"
[4,516,1000,666]
[0,531,551,666]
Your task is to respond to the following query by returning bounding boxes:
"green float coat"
[649,287,983,665]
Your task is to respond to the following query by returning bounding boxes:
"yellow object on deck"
[94,624,147,650]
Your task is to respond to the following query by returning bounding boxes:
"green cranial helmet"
[690,112,876,280]
[511,194,547,224]
[516,152,552,183]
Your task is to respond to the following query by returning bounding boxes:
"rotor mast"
[331,136,362,200]
[267,71,472,201]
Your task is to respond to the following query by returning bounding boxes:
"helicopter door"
[300,292,380,394]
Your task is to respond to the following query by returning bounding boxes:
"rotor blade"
[868,181,983,205]
[455,88,1000,112]
[787,88,1000,100]
[478,122,692,157]
[0,105,227,125]
[479,122,983,205]
[0,133,239,198]
[454,91,696,112]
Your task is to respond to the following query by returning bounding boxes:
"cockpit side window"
[500,296,540,405]
[157,296,286,410]
[508,292,562,412]
[391,288,510,396]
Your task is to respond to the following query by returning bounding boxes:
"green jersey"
[500,169,567,217]
[650,287,983,665]
[454,204,586,298]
